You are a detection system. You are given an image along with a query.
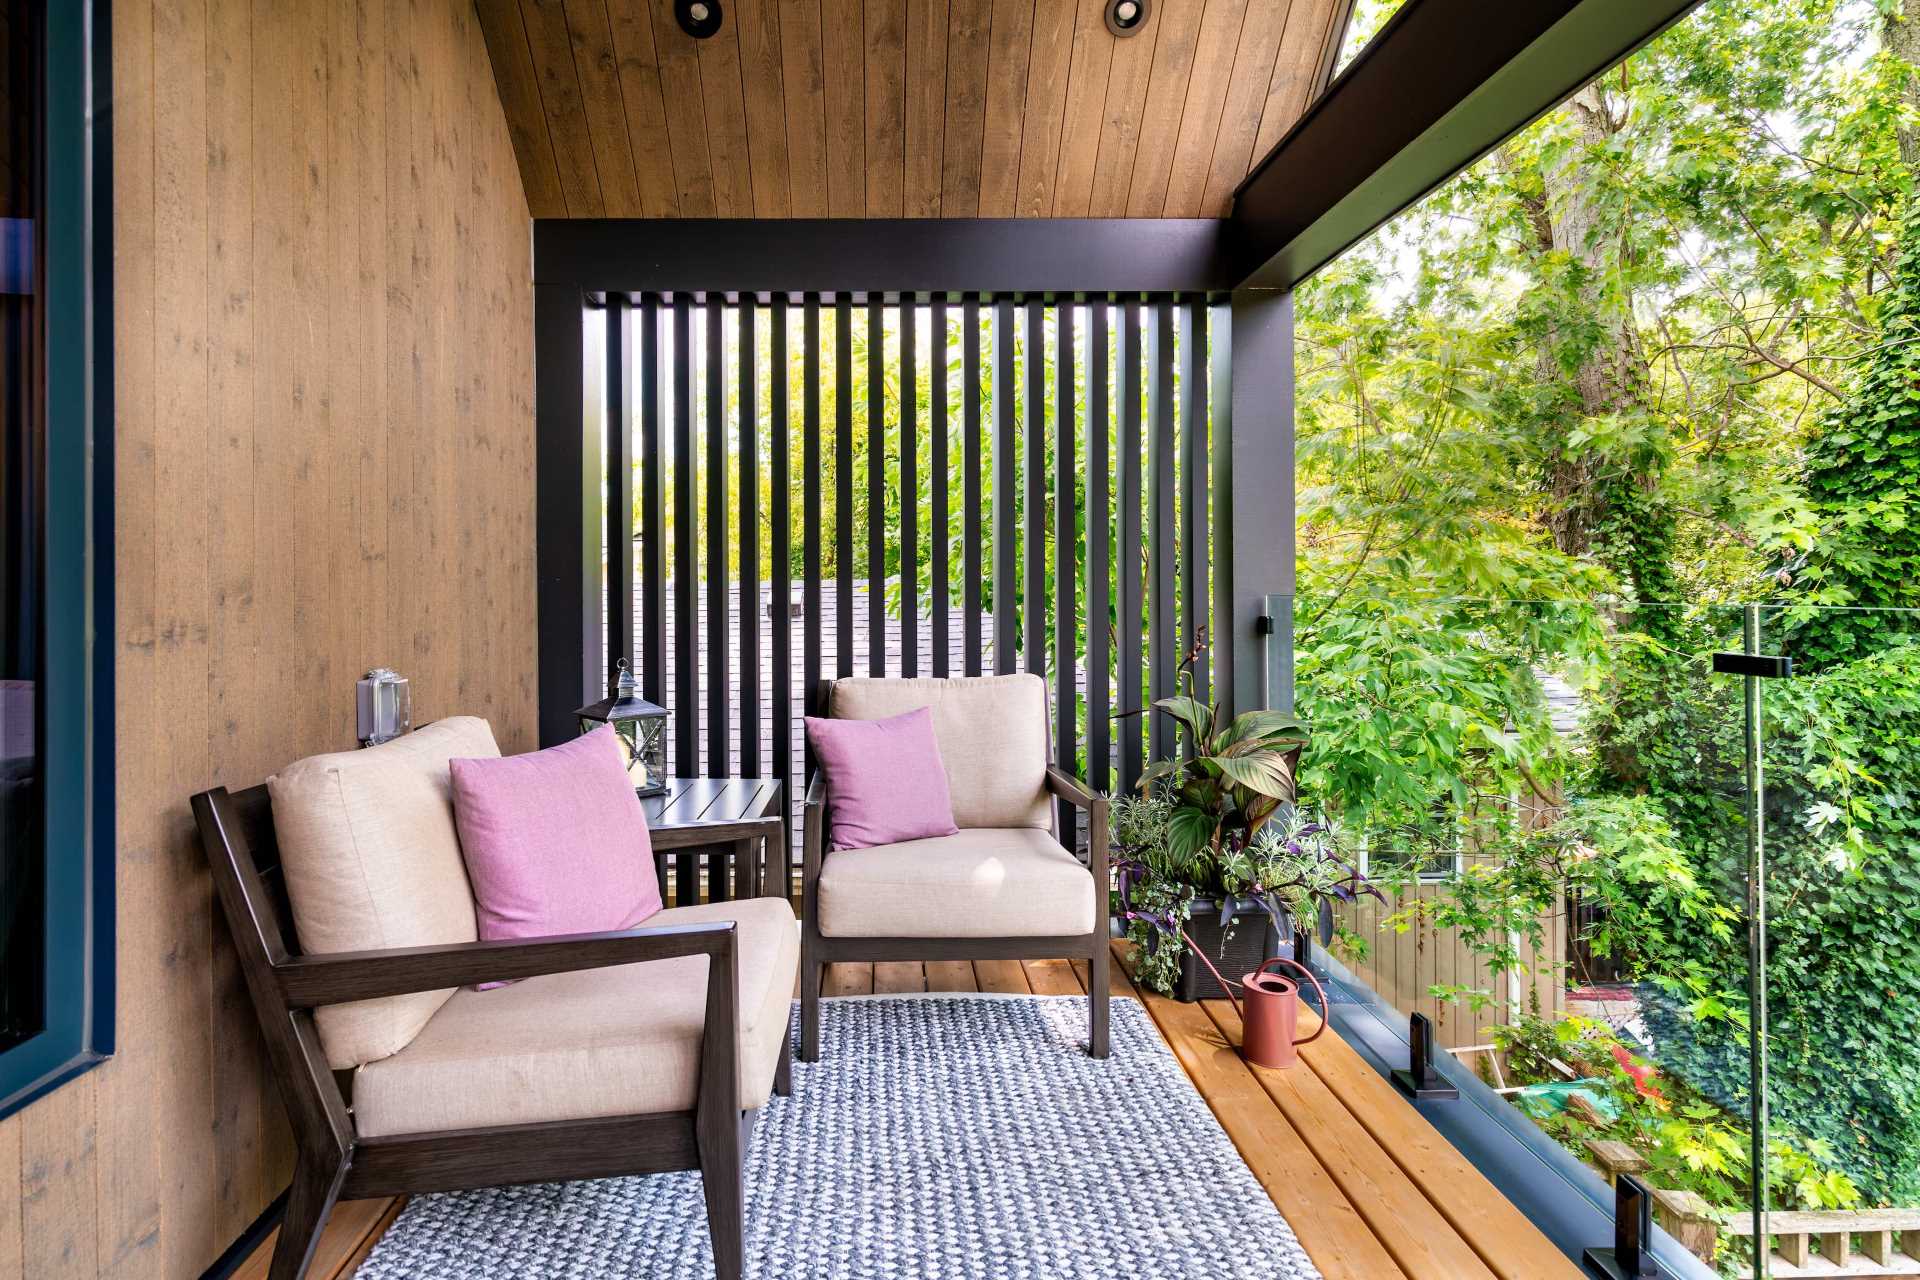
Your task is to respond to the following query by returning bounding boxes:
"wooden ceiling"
[476,0,1355,219]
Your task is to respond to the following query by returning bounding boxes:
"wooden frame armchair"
[798,675,1111,1061]
[193,783,788,1280]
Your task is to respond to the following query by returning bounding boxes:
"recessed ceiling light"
[677,0,722,39]
[1107,0,1149,36]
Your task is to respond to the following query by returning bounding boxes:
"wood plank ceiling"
[477,0,1355,218]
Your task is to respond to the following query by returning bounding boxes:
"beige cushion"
[351,897,800,1137]
[269,717,497,1068]
[829,675,1050,829]
[818,828,1093,938]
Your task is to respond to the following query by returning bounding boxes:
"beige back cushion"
[828,675,1050,830]
[268,716,497,1068]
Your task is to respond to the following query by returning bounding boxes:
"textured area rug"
[354,995,1322,1279]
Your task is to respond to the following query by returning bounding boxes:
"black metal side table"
[642,777,789,908]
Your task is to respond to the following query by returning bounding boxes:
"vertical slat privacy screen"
[589,294,1223,865]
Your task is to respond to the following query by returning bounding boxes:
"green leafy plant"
[1135,641,1312,864]
[1112,655,1381,996]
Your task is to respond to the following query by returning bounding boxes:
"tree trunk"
[1891,0,1920,172]
[1527,83,1677,614]
[1534,86,1651,560]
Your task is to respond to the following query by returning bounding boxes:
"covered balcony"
[2,0,1914,1278]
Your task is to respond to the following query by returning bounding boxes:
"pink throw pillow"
[804,707,959,850]
[450,728,662,984]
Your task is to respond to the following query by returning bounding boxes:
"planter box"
[1174,900,1283,1003]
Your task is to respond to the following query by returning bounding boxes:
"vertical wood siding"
[0,4,536,1278]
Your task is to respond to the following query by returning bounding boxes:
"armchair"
[799,675,1111,1061]
[192,718,796,1280]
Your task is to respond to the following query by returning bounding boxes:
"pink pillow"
[804,707,960,850]
[450,728,662,984]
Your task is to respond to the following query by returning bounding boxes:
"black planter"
[1174,899,1283,1002]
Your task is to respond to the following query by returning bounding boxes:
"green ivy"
[1791,200,1920,665]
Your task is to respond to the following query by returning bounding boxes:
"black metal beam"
[1232,0,1703,290]
[534,283,597,746]
[1219,290,1297,715]
[534,219,1241,297]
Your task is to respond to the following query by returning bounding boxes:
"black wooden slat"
[803,297,823,727]
[992,299,1017,674]
[739,303,760,775]
[835,296,854,679]
[1117,303,1144,790]
[867,299,886,677]
[771,297,792,805]
[1024,300,1046,678]
[1147,298,1177,763]
[901,302,919,678]
[931,300,950,678]
[672,296,697,776]
[963,299,984,676]
[705,302,731,777]
[1053,302,1077,849]
[640,296,666,707]
[1208,300,1235,714]
[1086,302,1111,796]
[1181,299,1209,706]
[606,299,635,693]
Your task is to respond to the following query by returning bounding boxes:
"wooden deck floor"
[256,943,1580,1280]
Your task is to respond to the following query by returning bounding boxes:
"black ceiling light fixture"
[677,0,722,39]
[1106,0,1149,36]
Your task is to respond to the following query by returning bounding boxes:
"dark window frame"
[0,0,114,1121]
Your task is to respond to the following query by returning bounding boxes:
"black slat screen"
[592,295,1223,892]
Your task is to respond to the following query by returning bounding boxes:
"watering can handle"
[1175,932,1330,1046]
[1177,928,1245,1021]
[1252,956,1330,1046]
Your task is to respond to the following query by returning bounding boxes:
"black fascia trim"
[533,218,1243,299]
[1231,0,1704,291]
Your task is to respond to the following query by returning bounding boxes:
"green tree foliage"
[1292,0,1920,1213]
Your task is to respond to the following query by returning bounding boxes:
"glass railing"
[1280,593,1920,1277]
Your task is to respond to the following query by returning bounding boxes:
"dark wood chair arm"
[274,920,737,1008]
[1044,766,1105,811]
[802,773,826,883]
[1044,766,1112,919]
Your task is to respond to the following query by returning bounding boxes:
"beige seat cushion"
[829,675,1050,829]
[352,897,800,1138]
[269,717,497,1068]
[818,828,1093,938]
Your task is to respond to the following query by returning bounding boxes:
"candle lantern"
[576,659,668,797]
[357,668,412,748]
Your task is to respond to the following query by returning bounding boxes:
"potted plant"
[1112,646,1378,1000]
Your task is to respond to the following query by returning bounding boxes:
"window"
[0,0,112,1120]
[1357,799,1467,882]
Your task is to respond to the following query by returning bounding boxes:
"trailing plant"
[1114,803,1378,997]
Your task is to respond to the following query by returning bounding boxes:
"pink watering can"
[1182,932,1328,1070]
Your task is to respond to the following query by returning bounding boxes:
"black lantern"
[576,659,669,797]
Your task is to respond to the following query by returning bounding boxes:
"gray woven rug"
[354,995,1322,1279]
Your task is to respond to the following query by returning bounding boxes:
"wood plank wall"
[0,3,536,1277]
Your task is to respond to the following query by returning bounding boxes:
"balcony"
[6,0,1914,1278]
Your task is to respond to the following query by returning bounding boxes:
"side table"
[642,777,789,908]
